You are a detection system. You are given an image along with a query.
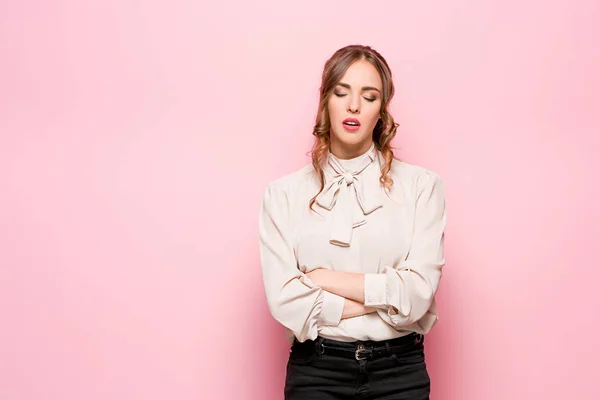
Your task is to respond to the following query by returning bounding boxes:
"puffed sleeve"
[363,170,447,330]
[258,183,346,342]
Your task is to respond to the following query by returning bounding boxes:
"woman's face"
[327,59,383,158]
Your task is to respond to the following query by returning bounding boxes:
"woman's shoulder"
[389,158,443,183]
[262,163,316,197]
[385,158,444,204]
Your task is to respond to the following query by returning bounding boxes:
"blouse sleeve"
[363,170,447,330]
[258,183,346,342]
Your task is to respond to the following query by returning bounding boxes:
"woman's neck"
[329,139,374,160]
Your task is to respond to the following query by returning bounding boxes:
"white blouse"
[258,143,447,344]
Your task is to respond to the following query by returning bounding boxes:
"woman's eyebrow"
[336,82,381,93]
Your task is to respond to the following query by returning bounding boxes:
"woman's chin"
[332,132,370,147]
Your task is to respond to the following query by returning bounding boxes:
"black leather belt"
[294,332,424,361]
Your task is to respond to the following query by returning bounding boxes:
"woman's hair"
[309,44,400,211]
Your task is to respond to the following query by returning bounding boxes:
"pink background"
[1,1,599,399]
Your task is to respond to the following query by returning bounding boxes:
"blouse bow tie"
[315,148,383,247]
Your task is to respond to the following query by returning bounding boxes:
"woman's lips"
[342,118,361,131]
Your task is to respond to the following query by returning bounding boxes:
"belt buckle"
[355,344,371,361]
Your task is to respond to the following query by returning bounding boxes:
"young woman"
[258,44,447,399]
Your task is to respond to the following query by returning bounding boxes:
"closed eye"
[333,93,377,102]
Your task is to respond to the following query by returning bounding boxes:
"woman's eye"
[333,92,377,102]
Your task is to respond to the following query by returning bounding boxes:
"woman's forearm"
[342,298,377,319]
[308,269,366,303]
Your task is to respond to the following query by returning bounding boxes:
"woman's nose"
[348,97,360,113]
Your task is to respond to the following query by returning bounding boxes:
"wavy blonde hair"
[309,44,400,211]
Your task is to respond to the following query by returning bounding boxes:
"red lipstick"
[342,118,361,131]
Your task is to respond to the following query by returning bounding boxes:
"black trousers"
[284,333,430,400]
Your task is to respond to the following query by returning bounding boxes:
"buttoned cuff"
[364,273,387,307]
[318,290,345,327]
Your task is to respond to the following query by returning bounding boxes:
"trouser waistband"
[293,332,424,361]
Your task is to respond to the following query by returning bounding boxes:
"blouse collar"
[328,142,377,173]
